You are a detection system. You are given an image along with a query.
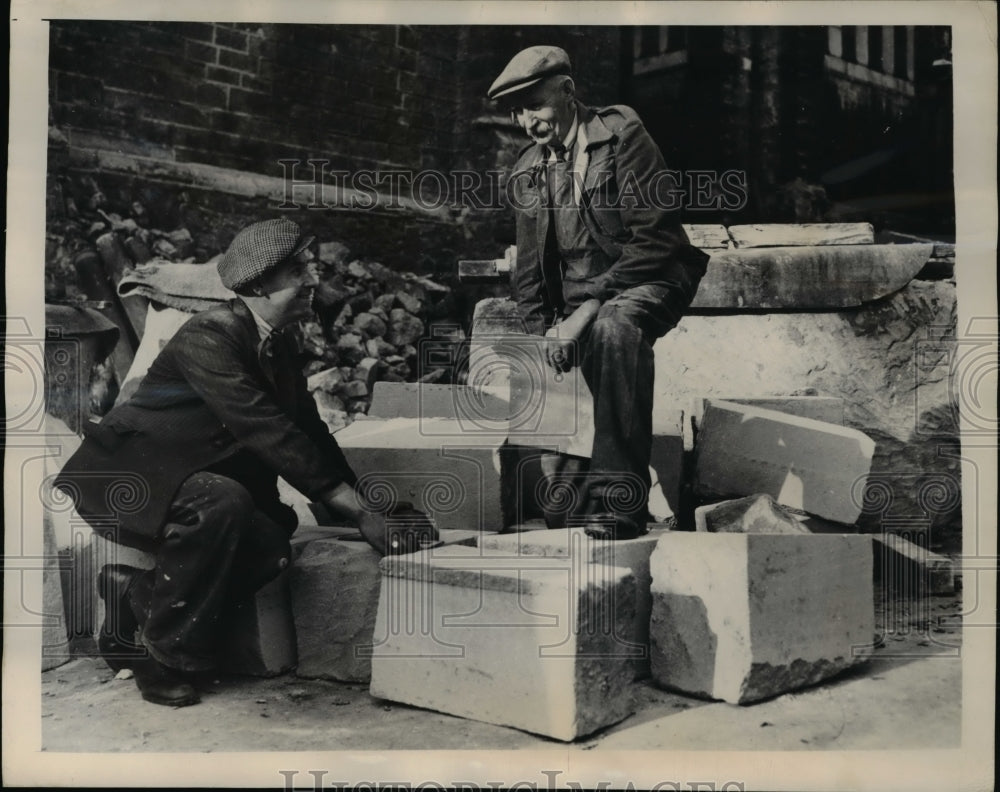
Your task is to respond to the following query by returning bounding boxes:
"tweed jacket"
[54,299,354,550]
[509,102,709,334]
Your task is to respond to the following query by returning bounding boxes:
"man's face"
[509,76,576,147]
[259,247,319,326]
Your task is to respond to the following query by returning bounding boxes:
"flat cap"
[488,45,572,101]
[217,218,314,291]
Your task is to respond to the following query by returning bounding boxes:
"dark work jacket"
[509,102,710,334]
[53,299,355,551]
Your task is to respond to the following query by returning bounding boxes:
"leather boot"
[131,656,200,707]
[96,564,147,671]
[578,512,648,541]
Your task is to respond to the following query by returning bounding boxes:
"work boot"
[97,564,147,671]
[131,656,200,707]
[578,512,647,541]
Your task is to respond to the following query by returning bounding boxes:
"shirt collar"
[245,302,276,343]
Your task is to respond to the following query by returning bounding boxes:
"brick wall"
[50,22,461,174]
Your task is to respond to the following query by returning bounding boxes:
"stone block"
[370,545,637,741]
[649,533,874,704]
[695,396,845,427]
[479,526,669,677]
[368,381,508,423]
[289,536,381,682]
[335,417,508,532]
[694,494,810,534]
[874,533,955,595]
[219,569,297,677]
[694,400,875,524]
[290,529,479,682]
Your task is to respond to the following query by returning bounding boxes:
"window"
[632,26,688,74]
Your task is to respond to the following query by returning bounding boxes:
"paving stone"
[649,533,874,704]
[694,400,875,524]
[874,532,955,595]
[479,526,670,677]
[220,569,297,677]
[694,494,810,534]
[370,545,637,741]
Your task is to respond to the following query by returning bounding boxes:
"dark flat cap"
[217,218,314,290]
[488,45,572,101]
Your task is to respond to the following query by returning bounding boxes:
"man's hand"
[321,482,389,555]
[544,299,600,372]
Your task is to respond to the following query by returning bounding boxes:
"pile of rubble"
[298,244,462,431]
[44,173,464,427]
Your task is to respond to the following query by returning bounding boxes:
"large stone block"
[695,400,875,524]
[289,528,479,682]
[874,532,955,596]
[219,569,297,677]
[289,536,382,682]
[695,396,845,428]
[335,417,507,532]
[370,545,637,741]
[649,533,874,704]
[479,527,668,677]
[653,281,960,533]
[369,382,508,422]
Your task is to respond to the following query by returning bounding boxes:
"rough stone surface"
[478,526,670,677]
[386,308,424,347]
[694,400,875,525]
[654,280,960,535]
[694,494,810,534]
[220,569,297,677]
[289,537,382,682]
[649,533,874,704]
[370,545,637,741]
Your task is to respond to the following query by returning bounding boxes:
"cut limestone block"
[649,532,874,704]
[683,224,730,249]
[479,526,669,677]
[369,382,509,423]
[290,529,480,682]
[694,494,810,535]
[727,222,875,248]
[694,396,845,428]
[335,417,507,532]
[691,244,932,310]
[370,545,637,741]
[874,533,955,596]
[220,568,297,677]
[289,536,381,682]
[694,400,875,525]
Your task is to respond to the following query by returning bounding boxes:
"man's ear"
[560,76,576,100]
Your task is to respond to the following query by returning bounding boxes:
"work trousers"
[130,471,293,672]
[571,282,685,523]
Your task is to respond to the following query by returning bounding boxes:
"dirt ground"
[40,588,963,753]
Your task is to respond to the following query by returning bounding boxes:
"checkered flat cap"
[217,218,314,290]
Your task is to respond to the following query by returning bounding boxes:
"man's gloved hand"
[543,299,601,372]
